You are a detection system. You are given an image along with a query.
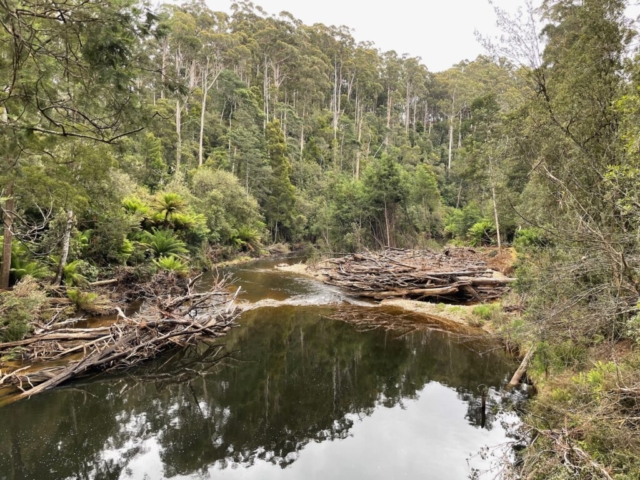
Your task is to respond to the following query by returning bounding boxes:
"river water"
[0,257,521,480]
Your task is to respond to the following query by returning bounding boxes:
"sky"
[210,0,528,72]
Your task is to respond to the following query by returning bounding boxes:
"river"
[0,256,522,480]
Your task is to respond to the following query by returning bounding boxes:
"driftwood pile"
[314,248,515,302]
[0,276,240,402]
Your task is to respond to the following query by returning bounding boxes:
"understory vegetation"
[2,0,640,477]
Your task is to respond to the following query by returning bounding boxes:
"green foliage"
[190,168,265,247]
[572,362,617,394]
[0,277,46,343]
[63,260,89,287]
[67,289,112,314]
[123,196,150,216]
[471,303,501,321]
[467,220,495,246]
[444,204,483,240]
[532,341,589,377]
[153,255,189,276]
[265,120,297,241]
[10,259,50,281]
[514,227,551,250]
[140,229,189,258]
[9,242,51,282]
[230,226,262,251]
[155,192,188,226]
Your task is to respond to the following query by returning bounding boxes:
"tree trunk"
[385,87,392,146]
[490,157,502,252]
[245,152,249,196]
[412,99,418,133]
[299,123,304,159]
[1,182,14,290]
[197,62,222,168]
[355,104,363,180]
[447,119,454,173]
[448,94,456,173]
[160,39,167,100]
[198,72,208,167]
[176,100,182,172]
[263,56,269,129]
[384,201,391,248]
[405,82,411,133]
[54,210,74,286]
[333,58,339,139]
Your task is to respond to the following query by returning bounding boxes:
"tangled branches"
[0,276,240,403]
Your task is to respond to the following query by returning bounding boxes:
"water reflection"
[0,306,518,480]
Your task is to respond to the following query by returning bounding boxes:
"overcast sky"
[211,0,528,72]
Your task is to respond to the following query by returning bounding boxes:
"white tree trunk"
[490,157,502,252]
[54,210,74,286]
[176,99,182,172]
[448,119,454,173]
[198,75,208,167]
[386,87,392,146]
[1,182,13,290]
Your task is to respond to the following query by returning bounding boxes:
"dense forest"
[2,0,640,478]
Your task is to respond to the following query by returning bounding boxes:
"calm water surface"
[0,258,521,480]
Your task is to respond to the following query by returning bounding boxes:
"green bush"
[141,229,188,258]
[63,260,89,286]
[122,196,150,216]
[444,203,483,239]
[467,220,496,246]
[11,257,50,282]
[472,303,501,320]
[514,227,551,250]
[67,289,113,314]
[153,255,189,276]
[533,340,589,376]
[0,277,47,342]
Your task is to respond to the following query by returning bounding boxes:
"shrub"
[11,258,50,282]
[444,203,483,239]
[153,255,189,276]
[141,229,188,258]
[63,260,89,286]
[514,227,551,250]
[230,226,262,251]
[155,192,187,225]
[0,277,47,342]
[122,196,150,216]
[67,289,113,314]
[467,220,496,246]
[472,303,501,321]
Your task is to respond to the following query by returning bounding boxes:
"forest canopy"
[0,0,529,292]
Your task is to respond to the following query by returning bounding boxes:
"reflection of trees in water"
[0,306,514,480]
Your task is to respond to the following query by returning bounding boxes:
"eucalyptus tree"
[0,0,154,288]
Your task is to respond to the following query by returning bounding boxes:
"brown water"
[0,257,523,480]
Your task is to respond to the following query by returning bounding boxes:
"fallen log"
[0,275,240,402]
[90,279,119,287]
[358,286,460,299]
[0,332,108,349]
[508,347,537,388]
[456,276,517,286]
[311,248,515,303]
